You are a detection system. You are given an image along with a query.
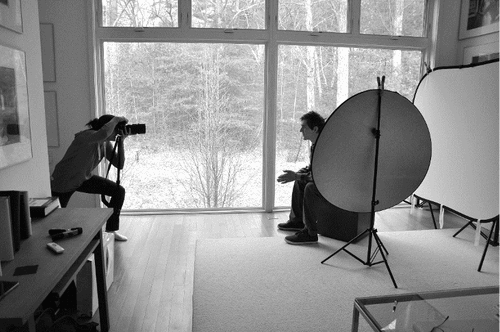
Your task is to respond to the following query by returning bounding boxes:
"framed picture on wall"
[463,41,500,64]
[0,44,32,169]
[0,0,23,34]
[459,0,499,39]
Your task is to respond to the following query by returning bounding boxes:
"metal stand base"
[321,226,398,288]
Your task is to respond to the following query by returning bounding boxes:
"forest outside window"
[101,0,179,27]
[360,0,427,37]
[100,0,428,36]
[191,0,266,29]
[278,0,348,32]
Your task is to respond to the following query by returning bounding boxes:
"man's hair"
[300,111,325,132]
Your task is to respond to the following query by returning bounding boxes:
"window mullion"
[263,0,279,211]
[179,0,191,30]
[425,0,438,70]
[350,0,361,35]
[276,31,429,50]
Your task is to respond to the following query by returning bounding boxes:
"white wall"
[433,0,461,67]
[0,0,51,197]
[433,0,499,67]
[38,0,97,208]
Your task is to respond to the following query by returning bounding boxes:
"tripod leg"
[321,228,370,264]
[453,220,473,237]
[478,219,497,272]
[428,202,438,229]
[372,232,398,288]
[485,217,499,246]
[372,229,389,256]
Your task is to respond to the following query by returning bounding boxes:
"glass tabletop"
[354,286,499,332]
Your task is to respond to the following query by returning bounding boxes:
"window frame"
[89,0,435,213]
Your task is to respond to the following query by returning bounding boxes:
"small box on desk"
[28,197,60,218]
[76,232,114,317]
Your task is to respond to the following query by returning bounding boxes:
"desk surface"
[0,208,112,326]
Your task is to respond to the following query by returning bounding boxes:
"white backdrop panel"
[414,61,499,220]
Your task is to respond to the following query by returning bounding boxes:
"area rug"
[192,228,499,332]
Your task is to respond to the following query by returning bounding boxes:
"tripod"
[320,76,398,289]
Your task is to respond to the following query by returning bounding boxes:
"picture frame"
[40,23,56,82]
[43,91,60,147]
[459,0,499,39]
[0,43,32,169]
[463,41,500,64]
[0,0,23,34]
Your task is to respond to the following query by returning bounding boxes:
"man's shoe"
[285,229,318,245]
[277,220,304,231]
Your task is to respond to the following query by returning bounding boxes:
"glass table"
[352,286,499,332]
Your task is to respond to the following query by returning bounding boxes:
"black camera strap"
[101,136,122,207]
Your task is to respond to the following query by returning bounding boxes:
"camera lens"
[125,124,146,135]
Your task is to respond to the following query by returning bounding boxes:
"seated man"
[277,111,336,245]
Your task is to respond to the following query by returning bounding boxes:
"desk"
[0,208,113,332]
[352,286,499,332]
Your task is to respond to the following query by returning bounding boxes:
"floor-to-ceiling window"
[93,0,432,212]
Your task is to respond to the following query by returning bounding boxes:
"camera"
[118,121,146,135]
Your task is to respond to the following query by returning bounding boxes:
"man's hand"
[277,170,296,184]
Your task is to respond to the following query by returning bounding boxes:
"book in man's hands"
[28,197,60,218]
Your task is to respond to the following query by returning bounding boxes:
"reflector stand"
[313,76,432,289]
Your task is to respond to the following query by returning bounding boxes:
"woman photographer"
[51,114,131,241]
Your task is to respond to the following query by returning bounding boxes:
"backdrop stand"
[320,77,398,289]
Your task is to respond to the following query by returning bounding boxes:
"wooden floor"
[100,205,467,332]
